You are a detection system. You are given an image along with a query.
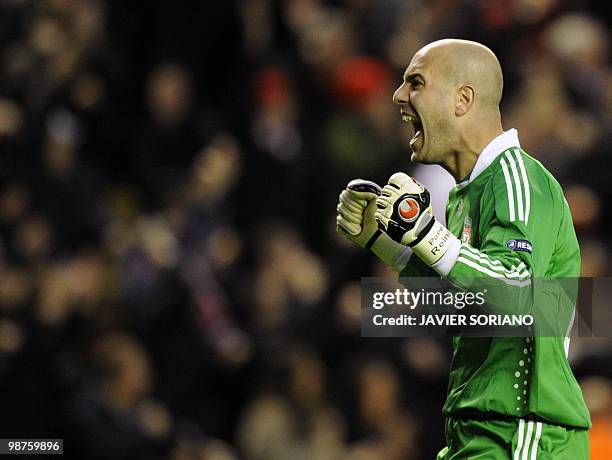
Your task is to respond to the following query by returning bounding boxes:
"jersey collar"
[456,128,521,188]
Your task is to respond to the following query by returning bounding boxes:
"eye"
[411,80,423,89]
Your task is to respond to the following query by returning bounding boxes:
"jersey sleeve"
[450,159,533,280]
[446,154,541,314]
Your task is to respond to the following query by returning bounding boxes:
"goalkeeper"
[336,39,590,459]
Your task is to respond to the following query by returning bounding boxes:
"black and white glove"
[336,179,412,272]
[376,173,458,267]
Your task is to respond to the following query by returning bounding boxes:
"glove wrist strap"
[406,218,435,248]
[365,229,383,250]
[410,219,458,267]
[371,232,412,272]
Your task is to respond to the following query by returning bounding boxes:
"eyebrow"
[403,72,424,83]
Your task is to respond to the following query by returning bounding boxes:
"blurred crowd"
[0,0,611,459]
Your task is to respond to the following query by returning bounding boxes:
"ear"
[455,85,474,116]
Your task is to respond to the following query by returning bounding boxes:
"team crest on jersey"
[506,239,532,253]
[455,200,463,217]
[462,216,472,243]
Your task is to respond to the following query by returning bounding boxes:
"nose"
[393,81,408,106]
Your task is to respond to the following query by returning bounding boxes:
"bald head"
[417,39,503,110]
[393,39,505,175]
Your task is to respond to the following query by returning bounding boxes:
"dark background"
[0,0,611,459]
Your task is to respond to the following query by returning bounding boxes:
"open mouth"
[401,111,423,149]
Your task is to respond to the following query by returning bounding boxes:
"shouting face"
[392,45,457,165]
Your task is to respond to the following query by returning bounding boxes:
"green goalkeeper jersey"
[400,129,591,429]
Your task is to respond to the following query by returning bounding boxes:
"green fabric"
[400,147,591,429]
[436,416,589,459]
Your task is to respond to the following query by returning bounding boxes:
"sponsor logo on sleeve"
[506,239,532,253]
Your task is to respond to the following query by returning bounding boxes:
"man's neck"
[441,150,479,181]
[442,122,504,181]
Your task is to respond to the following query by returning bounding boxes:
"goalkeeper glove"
[336,179,412,273]
[375,173,460,270]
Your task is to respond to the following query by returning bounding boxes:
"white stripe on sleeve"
[500,158,516,222]
[505,151,524,222]
[455,256,532,287]
[514,149,531,225]
[460,245,530,279]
